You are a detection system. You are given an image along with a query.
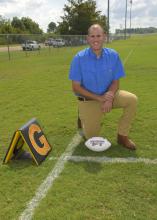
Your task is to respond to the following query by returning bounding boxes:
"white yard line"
[19,133,82,220]
[49,155,157,165]
[123,48,134,65]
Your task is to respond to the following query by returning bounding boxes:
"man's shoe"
[117,134,136,150]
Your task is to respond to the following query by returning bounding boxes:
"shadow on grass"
[80,161,103,174]
[2,157,35,170]
[71,140,138,174]
[72,140,137,158]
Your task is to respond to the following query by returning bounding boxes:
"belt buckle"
[78,96,88,101]
[82,97,86,101]
[78,96,83,101]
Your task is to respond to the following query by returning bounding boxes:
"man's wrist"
[107,91,115,97]
[104,91,115,102]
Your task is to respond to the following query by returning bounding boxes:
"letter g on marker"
[28,124,51,156]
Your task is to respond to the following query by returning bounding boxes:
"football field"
[0,34,157,220]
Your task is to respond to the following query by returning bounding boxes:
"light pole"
[124,0,128,39]
[129,0,132,36]
[107,0,110,43]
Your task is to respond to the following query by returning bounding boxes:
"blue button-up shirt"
[69,47,125,95]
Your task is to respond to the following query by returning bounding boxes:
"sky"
[0,0,157,33]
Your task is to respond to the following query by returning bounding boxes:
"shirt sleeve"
[69,54,81,82]
[112,53,126,80]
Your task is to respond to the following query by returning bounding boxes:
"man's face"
[87,27,105,52]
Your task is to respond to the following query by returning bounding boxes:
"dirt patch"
[0,46,22,52]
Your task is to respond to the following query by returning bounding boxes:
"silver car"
[22,40,41,51]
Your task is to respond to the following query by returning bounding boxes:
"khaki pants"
[78,90,138,139]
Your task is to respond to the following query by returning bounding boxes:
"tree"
[57,0,107,35]
[21,17,43,34]
[47,21,57,33]
[11,17,25,32]
[0,15,6,26]
[0,15,13,33]
[0,15,43,34]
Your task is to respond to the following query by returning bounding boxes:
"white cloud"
[97,0,157,32]
[0,0,15,3]
[0,0,64,31]
[0,0,157,33]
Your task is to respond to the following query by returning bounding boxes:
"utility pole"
[129,0,132,36]
[107,0,110,43]
[124,0,128,39]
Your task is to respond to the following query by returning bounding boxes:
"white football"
[85,137,111,152]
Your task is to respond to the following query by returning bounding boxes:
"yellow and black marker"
[3,118,51,165]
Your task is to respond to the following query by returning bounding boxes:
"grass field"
[0,34,157,220]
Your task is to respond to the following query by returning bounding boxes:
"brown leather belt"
[77,97,92,101]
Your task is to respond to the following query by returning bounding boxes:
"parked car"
[53,39,65,47]
[45,38,55,46]
[22,40,40,51]
[45,38,65,47]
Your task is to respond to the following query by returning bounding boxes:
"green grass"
[0,35,157,220]
[34,163,157,220]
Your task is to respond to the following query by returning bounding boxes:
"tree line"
[0,0,107,35]
[0,16,43,34]
[116,27,157,35]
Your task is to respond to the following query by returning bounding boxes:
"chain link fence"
[0,34,127,61]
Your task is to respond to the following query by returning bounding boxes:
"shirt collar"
[88,47,105,59]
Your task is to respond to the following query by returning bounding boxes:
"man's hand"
[97,91,114,103]
[101,100,113,113]
[104,91,114,102]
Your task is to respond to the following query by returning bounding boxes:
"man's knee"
[128,93,138,107]
[113,90,138,109]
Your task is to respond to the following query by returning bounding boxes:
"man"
[69,24,138,150]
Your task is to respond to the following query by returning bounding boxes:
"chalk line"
[49,155,157,165]
[19,133,82,220]
[123,48,134,65]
